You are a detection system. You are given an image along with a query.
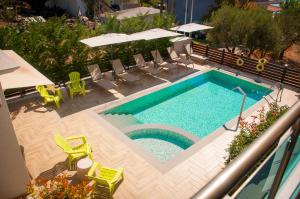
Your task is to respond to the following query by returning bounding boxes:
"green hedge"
[0,14,175,83]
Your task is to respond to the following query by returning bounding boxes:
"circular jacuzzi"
[126,127,195,162]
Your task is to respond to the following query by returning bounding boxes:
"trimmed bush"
[225,103,289,164]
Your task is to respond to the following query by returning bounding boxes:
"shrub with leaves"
[225,103,289,164]
[27,173,93,199]
[0,14,175,84]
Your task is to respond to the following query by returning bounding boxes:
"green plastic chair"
[67,72,86,99]
[87,162,124,198]
[54,133,92,170]
[36,85,63,108]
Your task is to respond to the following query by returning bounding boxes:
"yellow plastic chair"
[36,85,63,108]
[54,133,93,170]
[87,162,124,198]
[67,72,86,99]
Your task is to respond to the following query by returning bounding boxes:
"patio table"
[77,157,93,181]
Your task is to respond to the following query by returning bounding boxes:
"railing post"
[221,49,225,65]
[268,118,300,199]
[280,64,288,83]
[192,101,300,199]
[205,44,209,57]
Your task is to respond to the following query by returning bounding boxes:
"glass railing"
[192,101,300,199]
[236,134,300,199]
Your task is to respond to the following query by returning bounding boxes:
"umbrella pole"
[155,41,158,68]
[110,44,116,80]
[110,44,113,60]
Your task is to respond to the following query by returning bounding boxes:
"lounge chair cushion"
[118,72,140,82]
[111,59,126,75]
[134,54,160,75]
[111,59,140,82]
[142,66,160,75]
[133,54,147,67]
[167,47,180,60]
[87,64,116,89]
[87,64,103,81]
[151,50,164,63]
[151,50,177,70]
[95,79,116,90]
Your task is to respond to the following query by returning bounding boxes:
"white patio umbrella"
[170,23,213,55]
[80,33,141,48]
[0,50,53,90]
[130,28,182,66]
[130,28,182,41]
[80,33,143,60]
[170,23,213,33]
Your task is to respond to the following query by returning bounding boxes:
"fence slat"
[192,43,300,89]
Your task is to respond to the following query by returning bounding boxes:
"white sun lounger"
[87,64,116,89]
[151,50,177,70]
[167,47,193,67]
[111,59,140,83]
[133,54,160,75]
[184,43,208,63]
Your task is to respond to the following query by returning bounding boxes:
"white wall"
[46,0,87,16]
[0,82,30,199]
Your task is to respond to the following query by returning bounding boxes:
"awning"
[0,50,53,90]
[130,28,182,40]
[80,33,141,48]
[170,23,213,33]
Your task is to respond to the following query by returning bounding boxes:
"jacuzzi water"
[104,70,272,138]
[127,128,194,162]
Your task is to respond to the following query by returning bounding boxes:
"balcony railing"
[192,100,300,199]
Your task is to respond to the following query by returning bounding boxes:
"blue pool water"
[127,128,194,161]
[104,70,272,138]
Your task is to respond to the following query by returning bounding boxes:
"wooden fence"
[192,43,300,89]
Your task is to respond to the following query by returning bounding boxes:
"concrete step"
[103,113,142,129]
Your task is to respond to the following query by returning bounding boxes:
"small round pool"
[126,128,194,162]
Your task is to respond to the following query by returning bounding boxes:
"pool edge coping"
[86,68,278,173]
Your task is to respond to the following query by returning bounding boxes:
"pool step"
[102,113,142,129]
[104,111,131,115]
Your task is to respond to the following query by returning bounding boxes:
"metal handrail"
[265,82,284,103]
[192,101,300,199]
[232,86,247,131]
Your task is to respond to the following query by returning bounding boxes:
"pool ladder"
[232,86,247,131]
[263,82,284,104]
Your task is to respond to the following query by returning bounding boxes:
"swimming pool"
[102,70,272,138]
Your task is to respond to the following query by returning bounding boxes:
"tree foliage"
[0,17,91,82]
[276,0,300,58]
[0,0,18,21]
[0,14,175,82]
[207,5,250,53]
[246,9,281,58]
[207,4,282,58]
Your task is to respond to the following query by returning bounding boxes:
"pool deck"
[9,62,299,198]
